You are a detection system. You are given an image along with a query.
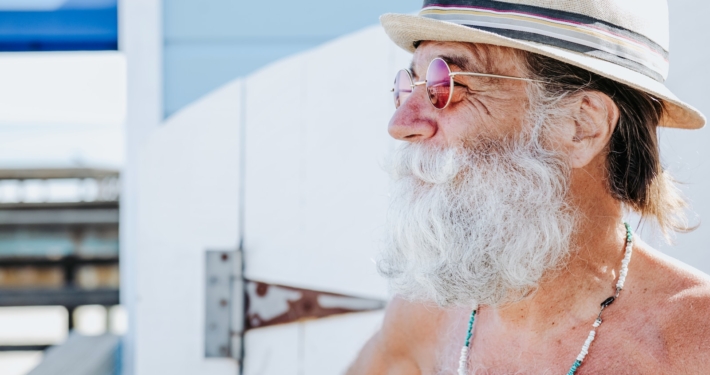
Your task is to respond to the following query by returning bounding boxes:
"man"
[348,1,710,374]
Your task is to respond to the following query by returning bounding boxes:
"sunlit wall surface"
[163,0,420,117]
[0,0,117,51]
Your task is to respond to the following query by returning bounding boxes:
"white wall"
[243,26,410,300]
[120,0,162,374]
[134,80,242,375]
[131,25,409,375]
[243,311,383,375]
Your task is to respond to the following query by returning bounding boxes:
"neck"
[479,162,627,334]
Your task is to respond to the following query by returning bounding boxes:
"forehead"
[411,41,524,75]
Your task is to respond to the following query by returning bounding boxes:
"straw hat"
[381,0,705,129]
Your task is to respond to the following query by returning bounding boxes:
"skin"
[347,42,710,374]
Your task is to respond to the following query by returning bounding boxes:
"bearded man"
[348,1,710,374]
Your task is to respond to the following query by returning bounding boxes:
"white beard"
[378,129,576,307]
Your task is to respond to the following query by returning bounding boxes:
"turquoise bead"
[624,222,632,243]
[567,360,582,375]
[464,310,476,347]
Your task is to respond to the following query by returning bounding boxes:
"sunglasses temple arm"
[451,72,546,83]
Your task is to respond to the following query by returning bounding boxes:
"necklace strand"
[457,222,634,375]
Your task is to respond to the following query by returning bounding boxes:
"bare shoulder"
[347,297,455,375]
[632,243,710,372]
[657,263,710,371]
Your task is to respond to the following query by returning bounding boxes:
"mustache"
[388,144,460,184]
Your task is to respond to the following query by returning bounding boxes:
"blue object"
[567,360,582,375]
[0,0,117,51]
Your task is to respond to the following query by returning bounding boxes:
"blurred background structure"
[0,1,125,374]
[0,0,709,374]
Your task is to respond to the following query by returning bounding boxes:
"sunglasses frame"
[392,57,544,110]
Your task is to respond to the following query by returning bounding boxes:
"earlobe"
[568,92,619,169]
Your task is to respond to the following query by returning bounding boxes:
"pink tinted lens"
[426,58,451,109]
[393,70,412,108]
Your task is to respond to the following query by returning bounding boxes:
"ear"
[563,91,620,169]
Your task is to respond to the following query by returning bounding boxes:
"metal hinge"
[204,249,386,360]
[205,250,244,360]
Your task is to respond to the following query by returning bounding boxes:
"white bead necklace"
[458,223,634,375]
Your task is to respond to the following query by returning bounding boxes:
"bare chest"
[427,343,666,375]
[426,313,669,375]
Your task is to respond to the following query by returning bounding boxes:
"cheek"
[434,111,495,144]
[459,106,525,141]
[482,97,540,141]
[435,94,532,145]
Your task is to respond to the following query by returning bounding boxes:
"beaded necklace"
[457,222,634,375]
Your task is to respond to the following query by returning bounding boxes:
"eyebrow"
[410,53,480,79]
[409,61,419,79]
[440,54,476,72]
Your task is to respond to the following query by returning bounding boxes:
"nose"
[388,93,437,141]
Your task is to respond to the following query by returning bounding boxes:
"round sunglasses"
[392,57,542,110]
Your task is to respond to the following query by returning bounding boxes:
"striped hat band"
[420,0,669,82]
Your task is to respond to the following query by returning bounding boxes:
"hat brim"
[381,13,705,130]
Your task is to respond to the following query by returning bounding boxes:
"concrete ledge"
[28,333,120,375]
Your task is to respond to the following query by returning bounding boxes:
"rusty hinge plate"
[245,281,385,330]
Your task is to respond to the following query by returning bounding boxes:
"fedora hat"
[381,0,705,129]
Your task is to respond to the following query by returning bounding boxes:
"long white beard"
[378,130,576,307]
